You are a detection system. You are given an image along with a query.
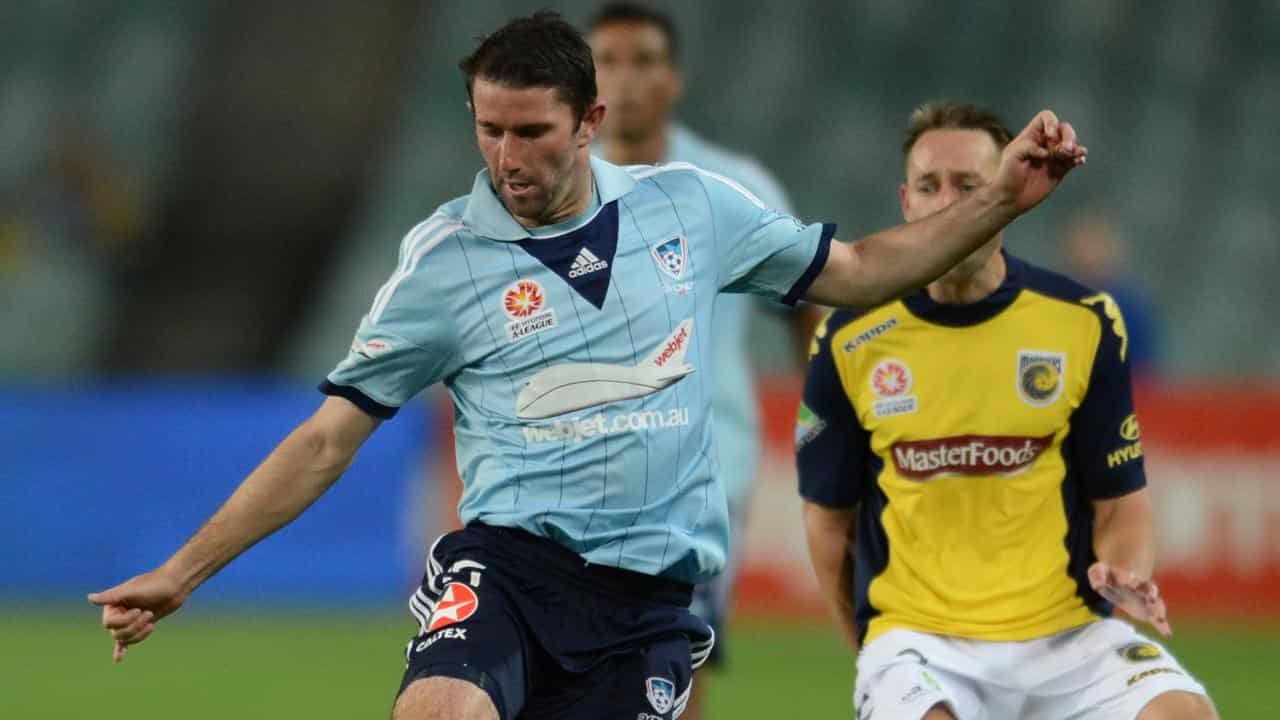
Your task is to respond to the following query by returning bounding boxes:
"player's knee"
[921,702,959,720]
[1136,690,1218,720]
[392,676,499,720]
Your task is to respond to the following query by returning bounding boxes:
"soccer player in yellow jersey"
[797,103,1217,720]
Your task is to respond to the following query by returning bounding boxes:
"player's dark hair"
[460,11,597,126]
[589,2,680,64]
[903,102,1014,159]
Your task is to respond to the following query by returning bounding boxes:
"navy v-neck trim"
[516,201,620,310]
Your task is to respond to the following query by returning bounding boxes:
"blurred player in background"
[588,5,814,716]
[90,13,1087,719]
[1061,211,1162,381]
[798,102,1215,720]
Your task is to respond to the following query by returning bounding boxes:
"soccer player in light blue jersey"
[90,12,1088,720]
[589,5,810,717]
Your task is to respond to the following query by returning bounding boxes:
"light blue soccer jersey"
[323,156,832,583]
[664,125,793,512]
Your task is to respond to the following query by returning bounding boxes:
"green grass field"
[2,606,1273,718]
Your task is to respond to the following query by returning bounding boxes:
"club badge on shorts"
[645,676,676,714]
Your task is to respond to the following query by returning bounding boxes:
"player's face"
[900,129,1004,277]
[590,21,682,143]
[900,129,1002,221]
[471,78,603,226]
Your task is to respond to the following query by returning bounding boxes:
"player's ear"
[578,100,607,146]
[670,68,685,103]
[898,182,910,219]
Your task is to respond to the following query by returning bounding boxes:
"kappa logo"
[568,247,609,278]
[426,582,479,633]
[1017,350,1065,406]
[843,317,898,353]
[502,279,558,343]
[652,236,688,280]
[1083,293,1130,362]
[645,676,676,715]
[1127,667,1182,687]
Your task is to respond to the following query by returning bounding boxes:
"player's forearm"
[806,186,1017,308]
[803,500,860,651]
[162,407,370,592]
[1092,490,1156,580]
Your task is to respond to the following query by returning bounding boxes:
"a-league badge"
[1017,350,1065,407]
[652,236,688,280]
[645,676,676,714]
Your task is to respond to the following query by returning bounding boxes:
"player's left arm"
[1090,489,1169,636]
[805,110,1086,308]
[1070,293,1171,635]
[796,313,869,652]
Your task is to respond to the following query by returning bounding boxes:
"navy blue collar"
[901,252,1025,327]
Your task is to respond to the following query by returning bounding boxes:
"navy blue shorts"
[396,523,715,720]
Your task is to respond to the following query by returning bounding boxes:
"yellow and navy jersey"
[796,253,1146,645]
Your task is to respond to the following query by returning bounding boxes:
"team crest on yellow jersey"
[1017,351,1065,407]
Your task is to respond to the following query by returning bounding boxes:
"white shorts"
[854,619,1211,720]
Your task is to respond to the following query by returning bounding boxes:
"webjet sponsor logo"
[522,407,691,444]
[653,325,689,367]
[890,434,1055,480]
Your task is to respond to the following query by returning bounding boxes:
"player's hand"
[88,568,190,663]
[1088,562,1172,637]
[993,110,1088,214]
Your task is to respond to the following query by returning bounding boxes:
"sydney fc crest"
[645,676,676,714]
[652,236,688,280]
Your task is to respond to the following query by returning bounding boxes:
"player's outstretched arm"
[87,396,381,661]
[803,499,860,652]
[1089,489,1172,637]
[805,110,1087,308]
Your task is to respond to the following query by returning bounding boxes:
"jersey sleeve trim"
[781,223,836,307]
[370,220,463,324]
[318,380,399,419]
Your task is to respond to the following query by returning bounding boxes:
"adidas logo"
[568,247,609,278]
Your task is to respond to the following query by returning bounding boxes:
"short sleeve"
[1068,294,1147,499]
[697,169,833,306]
[320,249,461,418]
[796,314,872,508]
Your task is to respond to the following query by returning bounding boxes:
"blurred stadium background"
[2,1,1277,717]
